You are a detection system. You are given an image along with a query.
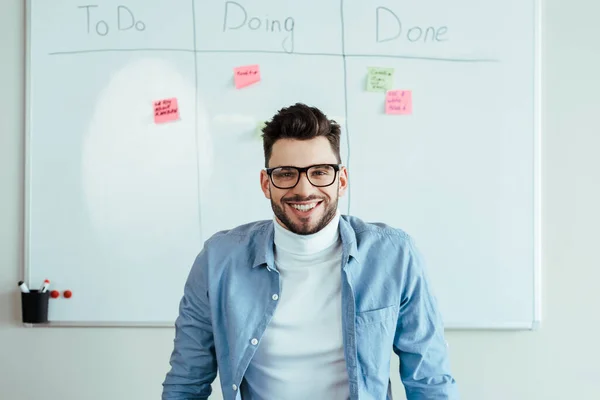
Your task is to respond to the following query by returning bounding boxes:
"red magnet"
[50,290,60,299]
[63,290,72,299]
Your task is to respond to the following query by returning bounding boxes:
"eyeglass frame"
[265,163,343,189]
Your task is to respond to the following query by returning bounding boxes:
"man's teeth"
[290,203,317,211]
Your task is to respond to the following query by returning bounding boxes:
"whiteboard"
[25,0,541,329]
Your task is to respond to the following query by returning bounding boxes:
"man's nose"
[293,171,313,194]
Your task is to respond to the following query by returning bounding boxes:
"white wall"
[1,0,599,398]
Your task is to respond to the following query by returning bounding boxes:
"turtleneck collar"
[273,210,341,255]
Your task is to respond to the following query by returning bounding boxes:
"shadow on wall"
[0,290,22,326]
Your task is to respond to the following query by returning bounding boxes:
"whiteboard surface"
[25,0,541,328]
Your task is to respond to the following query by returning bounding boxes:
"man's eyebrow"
[271,163,337,168]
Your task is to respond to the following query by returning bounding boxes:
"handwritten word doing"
[78,5,145,37]
[223,1,295,53]
[376,7,448,43]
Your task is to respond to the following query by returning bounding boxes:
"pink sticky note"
[385,90,413,115]
[153,98,180,124]
[234,65,261,89]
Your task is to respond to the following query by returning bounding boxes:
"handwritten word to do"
[385,90,413,115]
[153,98,180,124]
[78,5,146,37]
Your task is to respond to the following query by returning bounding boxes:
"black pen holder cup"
[21,290,50,323]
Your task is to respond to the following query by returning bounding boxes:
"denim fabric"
[162,215,458,400]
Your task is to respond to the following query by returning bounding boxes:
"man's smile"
[286,200,323,214]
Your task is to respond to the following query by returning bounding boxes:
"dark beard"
[270,193,338,235]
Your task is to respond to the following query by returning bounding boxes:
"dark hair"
[261,103,342,168]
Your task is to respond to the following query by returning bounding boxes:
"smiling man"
[162,103,459,400]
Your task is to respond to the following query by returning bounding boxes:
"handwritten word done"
[376,6,448,44]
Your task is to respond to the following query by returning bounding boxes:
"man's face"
[260,137,348,235]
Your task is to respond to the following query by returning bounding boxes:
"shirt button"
[250,338,259,345]
[232,384,238,391]
[272,294,279,300]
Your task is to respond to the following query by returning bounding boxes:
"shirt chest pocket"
[355,305,398,326]
[355,305,398,381]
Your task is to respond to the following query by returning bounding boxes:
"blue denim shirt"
[162,215,458,400]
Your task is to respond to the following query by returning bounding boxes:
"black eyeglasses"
[265,164,341,189]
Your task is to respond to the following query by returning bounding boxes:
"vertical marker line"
[191,0,203,242]
[340,0,351,215]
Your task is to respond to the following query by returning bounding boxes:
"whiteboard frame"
[23,0,33,314]
[22,0,543,329]
[533,0,543,331]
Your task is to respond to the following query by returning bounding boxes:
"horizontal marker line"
[348,53,499,63]
[47,48,499,63]
[49,48,195,55]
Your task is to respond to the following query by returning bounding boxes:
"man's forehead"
[269,137,337,167]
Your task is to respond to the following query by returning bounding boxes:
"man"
[162,103,458,399]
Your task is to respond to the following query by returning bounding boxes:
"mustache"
[282,195,324,203]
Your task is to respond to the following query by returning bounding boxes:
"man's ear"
[338,166,349,197]
[260,170,271,199]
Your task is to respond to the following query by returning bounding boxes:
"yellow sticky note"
[367,67,394,92]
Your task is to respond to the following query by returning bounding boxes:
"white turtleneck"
[242,211,350,400]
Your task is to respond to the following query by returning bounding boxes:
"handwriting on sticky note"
[367,67,394,92]
[234,65,261,89]
[153,98,180,123]
[385,90,412,115]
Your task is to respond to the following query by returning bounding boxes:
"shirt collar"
[273,211,340,255]
[252,213,360,269]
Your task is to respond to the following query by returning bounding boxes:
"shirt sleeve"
[393,236,460,400]
[162,246,218,400]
